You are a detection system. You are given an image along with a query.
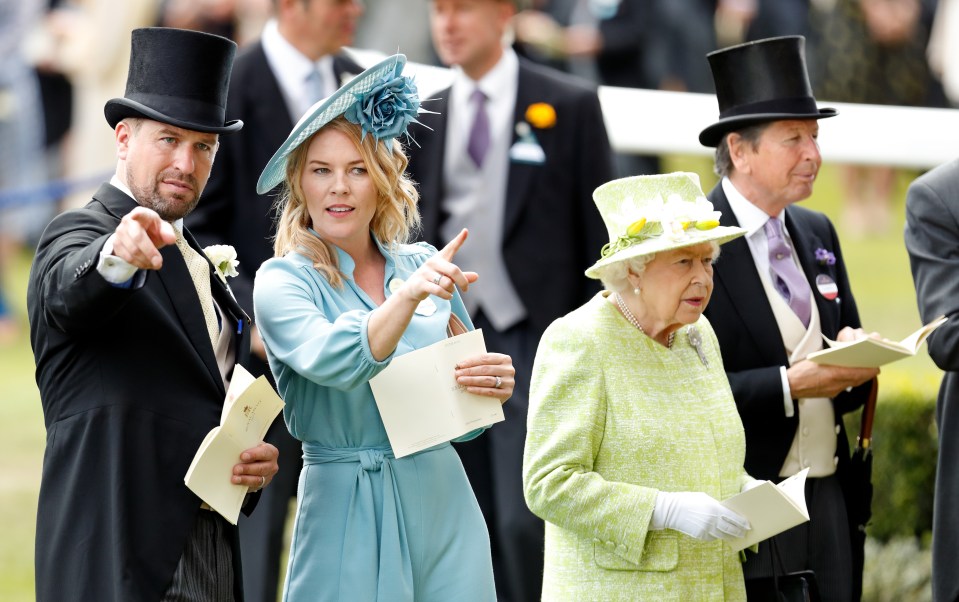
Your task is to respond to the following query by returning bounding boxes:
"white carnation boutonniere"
[204,245,240,283]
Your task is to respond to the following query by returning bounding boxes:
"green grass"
[0,249,44,602]
[0,159,942,599]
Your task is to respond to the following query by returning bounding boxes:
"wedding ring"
[494,376,502,389]
[432,274,442,286]
[257,476,265,491]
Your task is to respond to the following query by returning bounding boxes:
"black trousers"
[237,418,301,602]
[743,473,854,602]
[454,312,544,602]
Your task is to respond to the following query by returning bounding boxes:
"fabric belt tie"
[302,443,414,602]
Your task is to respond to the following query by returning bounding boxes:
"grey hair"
[598,255,655,292]
[713,123,768,178]
[598,241,723,291]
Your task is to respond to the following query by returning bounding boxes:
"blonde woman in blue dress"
[523,172,759,600]
[253,55,514,601]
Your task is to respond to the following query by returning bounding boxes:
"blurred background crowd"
[1,0,956,341]
[2,1,957,600]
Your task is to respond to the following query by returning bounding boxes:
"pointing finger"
[438,228,469,262]
[129,208,176,249]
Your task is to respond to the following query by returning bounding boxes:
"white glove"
[650,491,751,542]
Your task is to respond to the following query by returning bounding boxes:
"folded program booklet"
[369,329,505,458]
[722,468,810,552]
[184,364,284,524]
[806,315,947,368]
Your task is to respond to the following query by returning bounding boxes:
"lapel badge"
[509,121,546,165]
[816,274,838,301]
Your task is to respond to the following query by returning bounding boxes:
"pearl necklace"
[615,293,674,349]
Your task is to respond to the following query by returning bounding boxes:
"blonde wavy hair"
[272,117,420,287]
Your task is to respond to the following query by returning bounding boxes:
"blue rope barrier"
[0,171,113,211]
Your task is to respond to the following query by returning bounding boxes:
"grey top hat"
[699,36,835,148]
[104,27,243,134]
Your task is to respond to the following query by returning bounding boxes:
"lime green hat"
[585,172,746,280]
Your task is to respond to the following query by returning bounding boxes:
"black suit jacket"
[703,184,870,482]
[28,184,253,602]
[187,42,361,319]
[405,58,613,336]
[904,158,959,602]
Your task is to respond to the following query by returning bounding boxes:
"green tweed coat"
[523,292,750,601]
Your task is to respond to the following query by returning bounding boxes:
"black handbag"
[744,538,822,602]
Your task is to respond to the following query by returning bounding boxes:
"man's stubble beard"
[128,171,201,222]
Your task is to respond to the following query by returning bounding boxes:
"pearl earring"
[633,287,641,295]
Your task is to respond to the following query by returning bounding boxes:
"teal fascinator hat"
[256,54,421,194]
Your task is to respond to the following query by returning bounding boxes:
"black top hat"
[698,36,835,147]
[104,28,243,134]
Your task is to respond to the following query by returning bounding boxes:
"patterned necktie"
[174,226,220,348]
[765,217,812,327]
[466,88,490,168]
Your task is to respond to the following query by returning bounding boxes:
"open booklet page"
[370,329,505,458]
[184,364,285,524]
[721,468,810,552]
[806,315,947,368]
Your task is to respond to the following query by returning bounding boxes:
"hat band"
[720,96,820,119]
[125,92,225,126]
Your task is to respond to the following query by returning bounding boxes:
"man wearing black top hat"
[699,36,879,601]
[28,27,279,602]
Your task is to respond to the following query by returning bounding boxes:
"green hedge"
[844,373,940,542]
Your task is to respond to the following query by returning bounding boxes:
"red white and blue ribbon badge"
[816,274,838,300]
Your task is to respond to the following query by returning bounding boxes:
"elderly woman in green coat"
[523,172,757,601]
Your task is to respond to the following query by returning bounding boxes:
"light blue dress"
[253,235,496,602]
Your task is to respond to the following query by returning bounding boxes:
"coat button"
[835,425,841,434]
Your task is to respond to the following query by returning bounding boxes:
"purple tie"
[467,89,490,168]
[765,217,812,327]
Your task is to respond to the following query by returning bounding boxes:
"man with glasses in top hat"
[28,27,279,602]
[699,36,879,601]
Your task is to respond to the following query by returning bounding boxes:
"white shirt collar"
[721,176,786,237]
[450,47,519,112]
[110,174,134,200]
[261,19,336,121]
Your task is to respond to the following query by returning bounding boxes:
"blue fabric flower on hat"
[344,67,420,143]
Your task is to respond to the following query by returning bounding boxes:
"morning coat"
[29,183,253,601]
[904,158,959,602]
